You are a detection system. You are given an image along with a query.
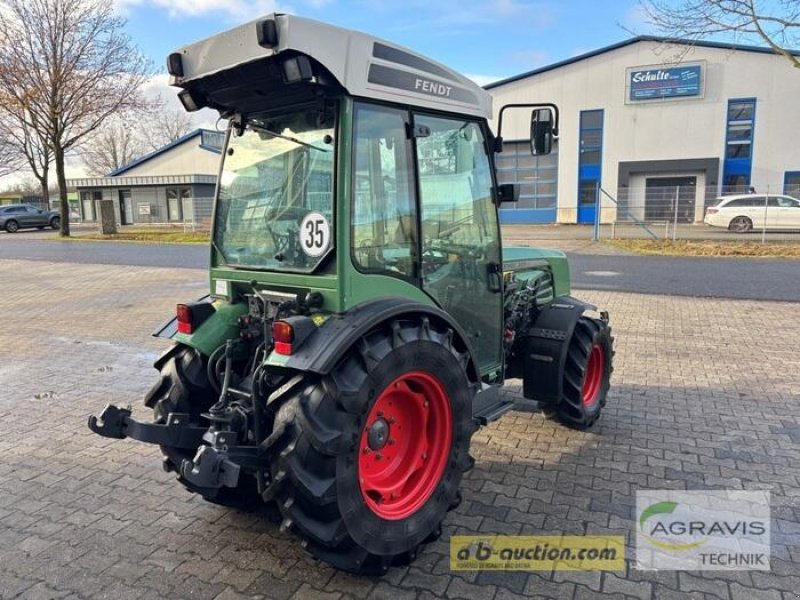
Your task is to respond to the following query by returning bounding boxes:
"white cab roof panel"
[170,14,492,119]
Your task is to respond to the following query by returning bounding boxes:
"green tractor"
[89,14,613,574]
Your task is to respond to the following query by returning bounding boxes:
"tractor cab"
[169,13,558,377]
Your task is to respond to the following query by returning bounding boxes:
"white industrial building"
[67,129,223,226]
[487,36,800,224]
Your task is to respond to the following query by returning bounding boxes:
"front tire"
[544,316,613,430]
[266,318,475,574]
[144,344,259,508]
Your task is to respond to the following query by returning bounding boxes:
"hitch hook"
[87,404,131,439]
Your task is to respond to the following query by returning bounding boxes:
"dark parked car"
[0,204,60,233]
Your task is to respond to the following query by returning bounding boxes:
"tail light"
[273,321,294,355]
[706,208,719,214]
[176,303,193,334]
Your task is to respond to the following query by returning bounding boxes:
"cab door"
[413,113,503,372]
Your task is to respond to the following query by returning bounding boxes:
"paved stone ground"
[0,258,798,600]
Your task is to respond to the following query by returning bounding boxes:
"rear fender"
[521,295,595,403]
[265,297,480,382]
[152,296,247,357]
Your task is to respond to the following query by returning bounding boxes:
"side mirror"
[530,108,554,156]
[495,183,519,204]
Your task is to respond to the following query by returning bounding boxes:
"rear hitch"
[87,404,130,439]
[87,404,207,448]
[180,446,241,489]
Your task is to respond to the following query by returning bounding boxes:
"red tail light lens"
[176,303,193,334]
[272,321,294,355]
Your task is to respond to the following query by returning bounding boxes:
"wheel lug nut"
[388,438,396,446]
[376,453,383,460]
[388,416,396,424]
[362,447,371,454]
[377,411,384,417]
[423,401,429,408]
[422,452,428,460]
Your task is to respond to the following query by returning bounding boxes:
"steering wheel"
[266,224,293,260]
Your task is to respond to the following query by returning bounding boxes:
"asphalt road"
[1,237,798,301]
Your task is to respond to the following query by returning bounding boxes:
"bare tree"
[640,0,800,69]
[143,106,195,151]
[0,115,53,203]
[0,0,153,236]
[82,118,147,176]
[0,133,24,179]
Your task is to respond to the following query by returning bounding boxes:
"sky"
[35,0,649,185]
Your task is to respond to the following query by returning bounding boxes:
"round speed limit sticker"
[299,212,331,258]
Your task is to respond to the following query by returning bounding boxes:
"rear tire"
[265,318,476,574]
[5,220,18,233]
[50,216,61,230]
[543,316,613,430]
[144,344,260,509]
[728,216,753,233]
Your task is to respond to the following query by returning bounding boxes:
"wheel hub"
[367,418,389,450]
[357,371,453,520]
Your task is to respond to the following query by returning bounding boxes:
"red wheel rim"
[358,371,453,520]
[582,344,605,408]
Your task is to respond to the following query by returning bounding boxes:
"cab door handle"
[486,262,502,293]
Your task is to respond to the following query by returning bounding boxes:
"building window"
[785,172,800,197]
[722,98,756,192]
[201,130,225,152]
[80,190,100,221]
[496,141,558,210]
[166,188,190,222]
[577,109,604,224]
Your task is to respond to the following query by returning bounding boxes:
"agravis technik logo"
[636,491,770,570]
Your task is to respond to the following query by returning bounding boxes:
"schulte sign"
[629,65,702,101]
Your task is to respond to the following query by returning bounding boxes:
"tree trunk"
[54,146,70,237]
[39,168,49,208]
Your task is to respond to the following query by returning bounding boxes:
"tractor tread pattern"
[144,344,260,509]
[547,317,614,431]
[266,317,475,575]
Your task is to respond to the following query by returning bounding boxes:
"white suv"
[704,194,800,232]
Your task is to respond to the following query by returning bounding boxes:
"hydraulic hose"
[207,343,226,395]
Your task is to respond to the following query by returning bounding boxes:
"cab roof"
[169,14,492,120]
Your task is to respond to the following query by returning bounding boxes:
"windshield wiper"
[212,238,229,264]
[251,124,331,153]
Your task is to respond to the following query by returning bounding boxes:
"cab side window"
[352,103,417,279]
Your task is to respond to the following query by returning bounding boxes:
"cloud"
[374,0,555,32]
[465,73,504,86]
[142,74,219,129]
[114,0,283,20]
[621,4,656,35]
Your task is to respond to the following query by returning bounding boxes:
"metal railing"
[596,184,800,243]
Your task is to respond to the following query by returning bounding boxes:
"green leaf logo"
[639,501,678,530]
